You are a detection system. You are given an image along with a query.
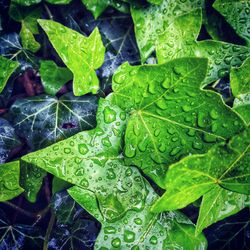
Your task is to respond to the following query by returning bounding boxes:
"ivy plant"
[0,0,249,249]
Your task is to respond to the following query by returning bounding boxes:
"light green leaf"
[68,183,207,249]
[20,161,46,203]
[213,0,250,46]
[0,55,19,94]
[131,0,204,62]
[0,161,24,201]
[231,57,250,125]
[9,3,41,52]
[112,58,245,188]
[231,57,250,97]
[81,0,129,19]
[22,98,149,222]
[10,93,98,150]
[38,19,105,96]
[131,2,250,84]
[46,0,72,4]
[233,93,250,125]
[12,0,41,6]
[196,186,250,235]
[152,129,250,213]
[39,60,73,96]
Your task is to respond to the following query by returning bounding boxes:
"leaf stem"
[3,201,35,218]
[44,4,53,20]
[43,210,56,250]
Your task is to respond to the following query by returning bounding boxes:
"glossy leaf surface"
[0,161,24,201]
[39,60,73,96]
[38,19,105,96]
[112,58,245,187]
[152,129,250,212]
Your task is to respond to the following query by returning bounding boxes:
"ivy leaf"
[112,58,245,187]
[130,0,204,62]
[9,3,41,53]
[213,0,250,46]
[0,55,19,93]
[207,209,250,250]
[52,176,72,195]
[39,60,73,96]
[196,186,250,235]
[0,161,24,201]
[131,2,250,84]
[152,129,250,213]
[9,93,98,150]
[49,192,99,249]
[68,184,207,249]
[20,161,46,203]
[231,57,250,125]
[0,118,21,164]
[81,0,129,19]
[38,19,105,96]
[0,209,44,249]
[12,0,72,6]
[22,98,150,222]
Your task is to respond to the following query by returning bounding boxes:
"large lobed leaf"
[38,19,105,96]
[111,57,245,187]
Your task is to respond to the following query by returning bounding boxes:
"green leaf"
[68,184,207,249]
[0,55,19,93]
[112,58,245,187]
[131,2,250,84]
[38,19,105,96]
[46,0,73,4]
[131,0,204,62]
[52,176,72,194]
[152,129,250,213]
[81,0,129,19]
[213,0,250,46]
[0,161,24,201]
[12,0,41,6]
[22,98,150,222]
[9,3,41,52]
[0,118,21,164]
[231,57,250,97]
[10,93,98,150]
[20,161,46,203]
[196,186,250,235]
[230,57,250,125]
[39,60,73,96]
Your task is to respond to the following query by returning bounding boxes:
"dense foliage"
[0,0,249,249]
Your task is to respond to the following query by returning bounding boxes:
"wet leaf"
[213,0,250,46]
[112,58,245,187]
[0,118,21,164]
[12,0,72,6]
[152,129,250,213]
[0,55,19,93]
[68,183,207,249]
[0,209,44,249]
[39,60,73,96]
[196,186,249,235]
[9,93,98,150]
[9,3,41,52]
[38,19,105,96]
[0,161,23,201]
[131,2,250,84]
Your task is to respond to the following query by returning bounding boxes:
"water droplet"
[125,144,136,158]
[64,148,71,154]
[102,137,112,147]
[192,141,203,150]
[134,217,142,225]
[124,230,135,243]
[150,235,158,245]
[80,178,89,188]
[158,143,166,153]
[78,144,89,155]
[75,168,84,176]
[111,238,121,248]
[107,168,116,180]
[182,105,191,112]
[104,107,116,124]
[197,112,206,128]
[170,147,181,156]
[210,109,219,119]
[203,133,217,143]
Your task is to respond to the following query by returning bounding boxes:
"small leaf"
[10,93,98,150]
[152,129,250,213]
[39,60,73,96]
[0,118,21,164]
[112,58,245,187]
[0,161,24,201]
[12,0,41,6]
[0,55,19,93]
[38,19,105,96]
[233,93,250,125]
[196,186,249,235]
[213,0,250,46]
